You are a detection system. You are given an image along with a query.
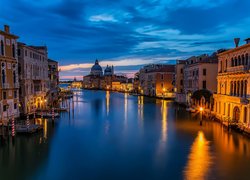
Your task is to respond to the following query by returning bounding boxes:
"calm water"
[1,90,250,180]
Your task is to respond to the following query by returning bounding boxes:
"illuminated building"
[0,25,19,120]
[18,42,48,114]
[176,54,218,106]
[138,64,175,98]
[213,38,250,125]
[48,59,59,106]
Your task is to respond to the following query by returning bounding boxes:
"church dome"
[90,59,103,76]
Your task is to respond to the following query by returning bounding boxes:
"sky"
[1,0,250,80]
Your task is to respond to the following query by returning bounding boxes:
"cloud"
[89,14,118,22]
[1,0,250,79]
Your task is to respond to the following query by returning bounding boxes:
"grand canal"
[1,90,250,180]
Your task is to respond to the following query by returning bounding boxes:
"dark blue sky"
[1,0,250,79]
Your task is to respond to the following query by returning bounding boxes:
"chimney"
[4,25,10,33]
[234,38,240,47]
[245,38,250,44]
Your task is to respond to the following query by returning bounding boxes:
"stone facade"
[176,54,218,105]
[0,25,19,121]
[18,43,48,114]
[139,64,175,98]
[48,59,59,106]
[213,40,250,125]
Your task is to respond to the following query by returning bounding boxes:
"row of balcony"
[1,83,19,89]
[220,65,249,73]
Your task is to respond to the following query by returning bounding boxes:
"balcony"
[227,65,249,73]
[14,82,19,88]
[2,83,10,89]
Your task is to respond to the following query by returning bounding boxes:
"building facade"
[139,64,175,98]
[213,40,250,125]
[18,43,49,114]
[48,59,59,106]
[176,54,218,106]
[0,25,19,121]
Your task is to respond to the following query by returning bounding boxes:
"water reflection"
[161,100,168,142]
[184,131,212,180]
[106,91,110,116]
[138,96,144,126]
[124,93,128,131]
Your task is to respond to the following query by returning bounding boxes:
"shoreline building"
[18,43,49,115]
[138,64,175,98]
[213,39,250,125]
[48,59,59,107]
[176,54,218,107]
[0,25,19,120]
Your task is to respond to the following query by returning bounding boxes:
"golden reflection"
[44,119,47,139]
[161,100,168,142]
[106,91,110,115]
[138,96,144,123]
[184,131,212,180]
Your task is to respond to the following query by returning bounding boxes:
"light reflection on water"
[184,131,212,180]
[0,90,250,180]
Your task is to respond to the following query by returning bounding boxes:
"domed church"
[90,59,103,76]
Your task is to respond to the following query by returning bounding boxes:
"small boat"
[16,124,43,134]
[43,112,60,118]
[186,107,196,113]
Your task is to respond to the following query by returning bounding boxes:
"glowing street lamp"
[199,107,204,126]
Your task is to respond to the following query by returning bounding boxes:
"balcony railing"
[14,82,19,88]
[2,83,10,89]
[227,65,249,73]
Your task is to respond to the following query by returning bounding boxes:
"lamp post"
[199,107,204,126]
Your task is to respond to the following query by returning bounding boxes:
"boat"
[43,112,60,118]
[186,107,196,113]
[16,124,43,134]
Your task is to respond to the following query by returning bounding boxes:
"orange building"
[0,25,19,121]
[213,38,250,126]
[139,64,175,98]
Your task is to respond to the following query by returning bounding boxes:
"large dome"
[90,59,103,76]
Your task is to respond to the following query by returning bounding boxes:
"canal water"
[1,90,250,180]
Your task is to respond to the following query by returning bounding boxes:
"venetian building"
[18,43,49,115]
[175,54,218,106]
[48,59,59,106]
[213,38,250,124]
[0,25,19,120]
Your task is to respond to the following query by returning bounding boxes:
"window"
[14,90,17,98]
[3,105,7,112]
[3,91,7,99]
[18,49,21,56]
[25,50,27,56]
[196,70,199,76]
[2,69,5,84]
[0,40,4,55]
[13,71,16,83]
[202,81,207,89]
[246,54,249,65]
[14,103,17,109]
[181,68,183,74]
[12,44,15,58]
[203,69,206,76]
[161,74,164,80]
[193,71,195,76]
[180,80,183,85]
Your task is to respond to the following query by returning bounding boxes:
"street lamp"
[199,107,204,126]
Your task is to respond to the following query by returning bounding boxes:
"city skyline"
[1,0,250,80]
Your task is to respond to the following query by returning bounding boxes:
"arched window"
[235,57,238,66]
[238,56,241,65]
[245,80,248,98]
[246,54,249,65]
[241,80,244,97]
[234,81,237,96]
[231,58,234,67]
[13,70,16,84]
[12,44,15,58]
[2,69,5,84]
[244,107,247,123]
[230,81,233,95]
[242,55,245,65]
[0,40,4,56]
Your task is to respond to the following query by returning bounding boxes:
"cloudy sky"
[1,0,250,80]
